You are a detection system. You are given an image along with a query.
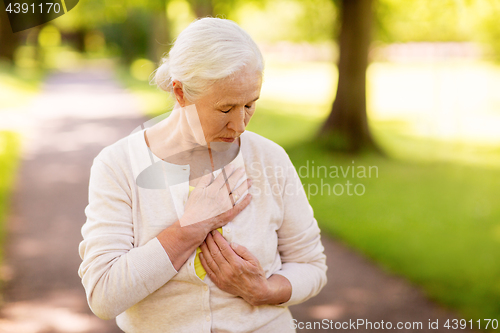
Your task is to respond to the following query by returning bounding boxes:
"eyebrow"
[217,96,260,109]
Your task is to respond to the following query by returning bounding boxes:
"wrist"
[261,274,292,306]
[246,274,292,306]
[157,221,204,271]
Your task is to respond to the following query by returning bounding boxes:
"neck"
[146,105,241,169]
[147,105,207,160]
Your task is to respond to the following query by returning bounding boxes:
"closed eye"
[221,108,231,114]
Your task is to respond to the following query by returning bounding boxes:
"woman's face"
[177,67,262,144]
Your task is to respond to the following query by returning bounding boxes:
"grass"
[119,60,500,325]
[0,132,21,272]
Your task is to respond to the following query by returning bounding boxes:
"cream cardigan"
[78,128,327,333]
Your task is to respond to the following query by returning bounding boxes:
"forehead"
[208,69,262,105]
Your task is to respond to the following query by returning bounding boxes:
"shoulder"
[92,130,143,172]
[241,130,291,167]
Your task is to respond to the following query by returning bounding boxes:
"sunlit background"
[1,0,500,331]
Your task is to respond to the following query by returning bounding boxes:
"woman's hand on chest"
[199,230,270,306]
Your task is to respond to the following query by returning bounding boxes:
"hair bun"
[154,58,171,92]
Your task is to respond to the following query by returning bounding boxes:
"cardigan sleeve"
[78,156,178,320]
[272,154,328,307]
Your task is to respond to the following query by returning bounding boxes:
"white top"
[78,128,327,333]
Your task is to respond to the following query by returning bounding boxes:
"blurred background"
[1,0,500,332]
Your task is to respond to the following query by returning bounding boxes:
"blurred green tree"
[319,0,500,153]
[73,0,171,64]
[186,0,245,19]
[188,0,214,17]
[319,0,382,153]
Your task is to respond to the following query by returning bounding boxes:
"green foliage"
[101,10,152,64]
[0,132,21,271]
[233,0,336,43]
[375,0,468,42]
[374,0,500,59]
[474,5,500,61]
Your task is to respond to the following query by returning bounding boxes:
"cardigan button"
[204,285,208,291]
[206,315,211,322]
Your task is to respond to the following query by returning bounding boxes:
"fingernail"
[248,178,253,186]
[231,242,238,249]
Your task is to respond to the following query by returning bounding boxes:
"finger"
[211,230,239,264]
[200,239,220,274]
[221,166,246,193]
[231,178,251,205]
[229,191,252,217]
[211,164,234,189]
[215,167,245,214]
[205,232,229,267]
[230,242,257,263]
[199,252,216,280]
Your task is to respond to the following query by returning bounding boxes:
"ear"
[172,80,187,107]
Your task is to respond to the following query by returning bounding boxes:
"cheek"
[244,113,252,126]
[245,108,255,125]
[204,116,227,135]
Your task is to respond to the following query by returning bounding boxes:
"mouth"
[219,137,236,143]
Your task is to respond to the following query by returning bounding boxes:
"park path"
[0,68,469,333]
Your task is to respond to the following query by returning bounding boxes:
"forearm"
[156,221,204,271]
[79,237,178,319]
[257,274,292,306]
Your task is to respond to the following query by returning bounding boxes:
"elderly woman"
[78,18,327,332]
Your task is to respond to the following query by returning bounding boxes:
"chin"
[209,140,236,152]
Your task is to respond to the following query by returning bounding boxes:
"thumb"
[197,169,213,188]
[231,242,255,262]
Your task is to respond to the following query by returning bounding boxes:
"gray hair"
[154,17,264,102]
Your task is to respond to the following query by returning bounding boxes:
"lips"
[219,137,236,143]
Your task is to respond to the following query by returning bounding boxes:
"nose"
[227,107,246,135]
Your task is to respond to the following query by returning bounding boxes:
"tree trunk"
[149,7,170,64]
[189,0,214,18]
[319,0,382,153]
[0,11,19,62]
